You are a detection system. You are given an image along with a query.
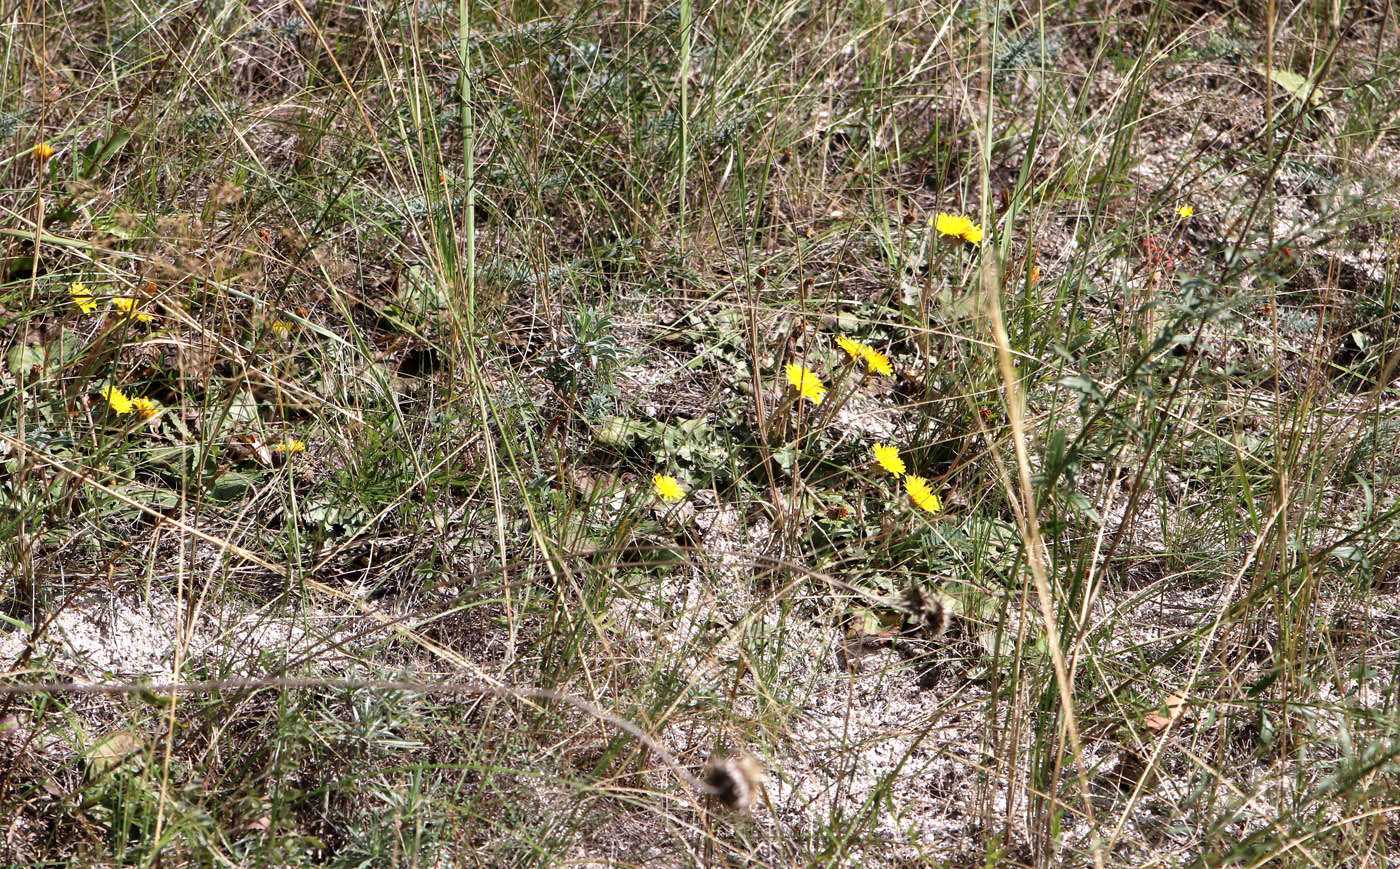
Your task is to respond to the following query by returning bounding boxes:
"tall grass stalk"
[678,0,692,242]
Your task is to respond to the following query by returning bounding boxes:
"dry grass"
[1,0,1399,865]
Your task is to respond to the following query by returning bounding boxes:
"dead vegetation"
[1,0,1399,865]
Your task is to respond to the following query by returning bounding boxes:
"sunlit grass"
[0,0,1396,865]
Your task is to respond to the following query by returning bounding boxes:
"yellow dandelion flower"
[70,282,97,314]
[103,385,134,415]
[1176,204,1194,219]
[652,473,685,502]
[935,213,982,245]
[129,397,160,420]
[872,443,905,477]
[904,475,942,513]
[836,334,864,362]
[836,334,894,377]
[271,319,293,338]
[271,438,307,454]
[785,363,826,404]
[935,213,968,237]
[112,296,153,323]
[33,142,54,160]
[859,344,894,376]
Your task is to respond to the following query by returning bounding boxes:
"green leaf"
[1253,64,1334,121]
[397,263,449,314]
[81,127,133,176]
[4,330,81,378]
[979,628,1012,658]
[1064,491,1102,524]
[302,494,367,529]
[1058,374,1104,404]
[225,389,259,423]
[209,471,259,501]
[1256,65,1312,102]
[5,342,45,376]
[593,415,655,447]
[850,606,883,635]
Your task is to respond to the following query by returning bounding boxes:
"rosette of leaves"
[543,306,624,421]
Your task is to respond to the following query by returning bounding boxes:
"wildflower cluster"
[871,443,941,514]
[68,282,156,323]
[786,333,897,407]
[649,333,899,506]
[102,385,162,421]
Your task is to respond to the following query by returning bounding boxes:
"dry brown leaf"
[229,433,273,468]
[1144,692,1191,734]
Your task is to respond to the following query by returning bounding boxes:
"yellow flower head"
[272,438,307,454]
[1176,204,1194,219]
[33,142,54,160]
[652,473,685,503]
[785,364,826,404]
[904,475,942,513]
[112,296,153,323]
[935,213,968,237]
[836,335,894,377]
[70,282,97,314]
[129,397,160,420]
[935,213,983,245]
[103,385,134,415]
[271,319,293,338]
[836,335,864,363]
[859,344,894,376]
[872,443,905,477]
